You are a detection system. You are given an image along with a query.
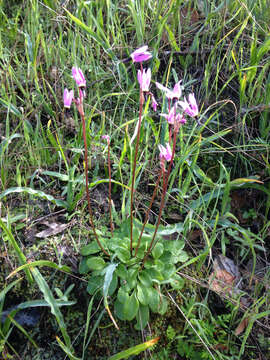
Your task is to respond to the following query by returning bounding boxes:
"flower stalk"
[134,169,163,257]
[129,47,152,256]
[78,90,109,257]
[130,72,144,255]
[142,126,178,266]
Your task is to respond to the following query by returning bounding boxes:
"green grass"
[0,0,269,359]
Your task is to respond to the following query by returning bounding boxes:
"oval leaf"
[86,257,106,271]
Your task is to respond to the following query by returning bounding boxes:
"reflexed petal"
[130,46,152,63]
[72,67,86,87]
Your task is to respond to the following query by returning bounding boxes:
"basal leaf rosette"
[79,220,188,329]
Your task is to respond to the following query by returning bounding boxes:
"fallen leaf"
[208,255,242,297]
[208,269,235,293]
[35,221,70,238]
[213,344,228,352]
[235,317,249,336]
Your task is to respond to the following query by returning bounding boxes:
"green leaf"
[79,257,90,274]
[115,264,127,279]
[114,299,126,321]
[138,270,152,287]
[135,305,149,330]
[135,247,145,259]
[0,97,22,117]
[0,187,68,208]
[143,258,154,269]
[126,268,139,290]
[165,239,185,254]
[86,257,106,271]
[108,273,118,296]
[87,276,103,295]
[162,264,176,280]
[123,291,139,321]
[148,287,160,313]
[169,274,185,290]
[192,164,215,186]
[109,337,159,360]
[30,267,71,348]
[145,268,164,282]
[115,247,130,263]
[41,170,69,181]
[103,263,118,301]
[6,260,71,281]
[56,337,80,360]
[81,242,102,256]
[159,251,173,264]
[0,278,22,302]
[117,287,129,304]
[152,243,164,259]
[158,297,168,315]
[0,134,22,157]
[178,251,189,263]
[0,218,32,283]
[153,259,165,272]
[137,284,149,306]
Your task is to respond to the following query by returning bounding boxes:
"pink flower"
[72,67,86,87]
[151,95,158,111]
[156,81,182,100]
[176,113,186,125]
[130,45,152,63]
[63,88,74,108]
[137,68,151,92]
[159,143,172,162]
[102,135,110,144]
[160,107,175,125]
[160,108,187,128]
[178,93,198,117]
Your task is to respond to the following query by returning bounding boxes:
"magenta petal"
[130,46,152,63]
[72,67,86,87]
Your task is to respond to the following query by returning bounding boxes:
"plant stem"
[142,125,178,265]
[130,63,144,256]
[142,168,166,266]
[134,169,162,257]
[79,89,109,257]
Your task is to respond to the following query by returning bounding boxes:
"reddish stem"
[79,89,109,257]
[130,62,144,256]
[142,169,166,266]
[134,169,162,257]
[142,123,178,265]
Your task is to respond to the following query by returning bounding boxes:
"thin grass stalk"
[130,63,144,256]
[107,139,113,236]
[79,89,109,257]
[0,218,33,284]
[134,169,162,257]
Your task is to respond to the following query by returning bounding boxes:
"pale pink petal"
[72,67,86,87]
[63,88,74,108]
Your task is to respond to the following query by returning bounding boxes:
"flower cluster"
[158,143,172,171]
[130,46,198,171]
[63,66,86,109]
[63,46,199,173]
